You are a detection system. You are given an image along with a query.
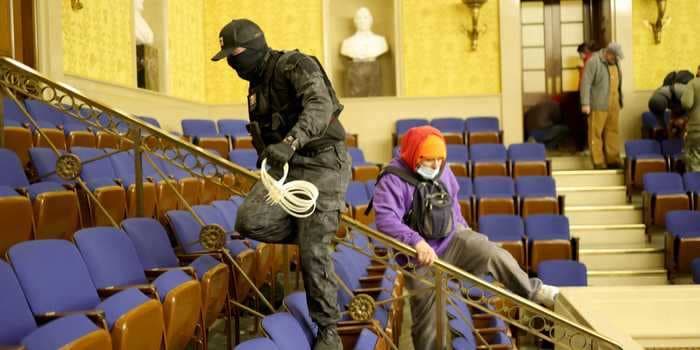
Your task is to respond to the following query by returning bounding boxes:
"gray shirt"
[580,50,623,111]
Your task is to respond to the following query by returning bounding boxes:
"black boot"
[313,327,343,350]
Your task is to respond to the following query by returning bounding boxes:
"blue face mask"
[416,165,439,180]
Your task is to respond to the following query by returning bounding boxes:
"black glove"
[261,142,295,168]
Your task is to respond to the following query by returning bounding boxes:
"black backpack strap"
[381,166,421,186]
[364,166,422,216]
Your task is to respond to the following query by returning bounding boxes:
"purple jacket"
[373,158,468,256]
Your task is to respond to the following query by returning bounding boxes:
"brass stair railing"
[0,57,623,350]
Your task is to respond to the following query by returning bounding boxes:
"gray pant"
[407,228,542,350]
[235,143,351,330]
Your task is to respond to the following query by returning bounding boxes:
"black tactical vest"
[247,50,345,151]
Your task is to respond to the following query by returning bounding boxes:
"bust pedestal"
[345,61,381,97]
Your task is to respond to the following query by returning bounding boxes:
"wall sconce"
[71,0,84,11]
[462,0,488,51]
[644,0,670,44]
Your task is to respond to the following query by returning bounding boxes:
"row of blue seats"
[1,192,284,349]
[395,117,500,135]
[479,214,578,273]
[1,225,223,350]
[0,148,83,255]
[235,294,382,350]
[0,143,239,257]
[662,210,700,279]
[3,98,134,167]
[391,143,551,178]
[345,175,563,229]
[394,117,503,146]
[624,139,684,200]
[641,172,700,232]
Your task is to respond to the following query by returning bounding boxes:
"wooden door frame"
[0,0,36,68]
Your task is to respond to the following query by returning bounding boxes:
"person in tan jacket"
[580,42,624,169]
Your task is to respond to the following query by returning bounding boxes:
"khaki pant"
[588,108,621,167]
[406,228,542,350]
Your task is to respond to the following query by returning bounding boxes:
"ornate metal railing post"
[434,269,447,350]
[133,128,144,217]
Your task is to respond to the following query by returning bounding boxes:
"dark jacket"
[247,50,345,152]
[525,99,562,134]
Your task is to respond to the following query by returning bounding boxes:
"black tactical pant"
[236,142,351,330]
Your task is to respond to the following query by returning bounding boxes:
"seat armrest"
[366,265,386,272]
[177,251,224,263]
[337,319,375,328]
[476,345,511,350]
[359,278,382,289]
[98,284,159,300]
[354,287,383,298]
[359,275,384,283]
[35,309,108,329]
[145,266,196,280]
[571,236,580,261]
[0,345,26,350]
[557,194,566,215]
[473,326,505,334]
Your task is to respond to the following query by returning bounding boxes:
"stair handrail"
[0,56,623,350]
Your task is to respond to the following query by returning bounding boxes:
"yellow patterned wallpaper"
[168,0,206,102]
[633,0,700,90]
[401,0,501,97]
[61,0,136,87]
[204,0,324,105]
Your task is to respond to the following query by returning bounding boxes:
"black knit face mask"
[227,48,265,81]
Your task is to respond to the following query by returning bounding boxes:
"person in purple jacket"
[373,126,559,350]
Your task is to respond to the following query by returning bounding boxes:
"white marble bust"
[340,7,388,62]
[134,0,154,45]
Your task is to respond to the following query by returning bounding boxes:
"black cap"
[211,19,266,61]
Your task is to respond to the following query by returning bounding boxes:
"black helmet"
[211,19,268,61]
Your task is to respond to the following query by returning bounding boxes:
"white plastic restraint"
[259,158,319,218]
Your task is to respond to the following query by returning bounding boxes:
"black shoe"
[593,164,607,170]
[607,162,622,169]
[314,327,343,350]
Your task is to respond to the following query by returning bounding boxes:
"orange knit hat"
[417,134,447,161]
[400,126,447,169]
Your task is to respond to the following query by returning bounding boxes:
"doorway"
[520,0,611,152]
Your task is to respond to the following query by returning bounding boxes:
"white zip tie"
[260,158,319,218]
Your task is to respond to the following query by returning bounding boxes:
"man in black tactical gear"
[212,19,350,350]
